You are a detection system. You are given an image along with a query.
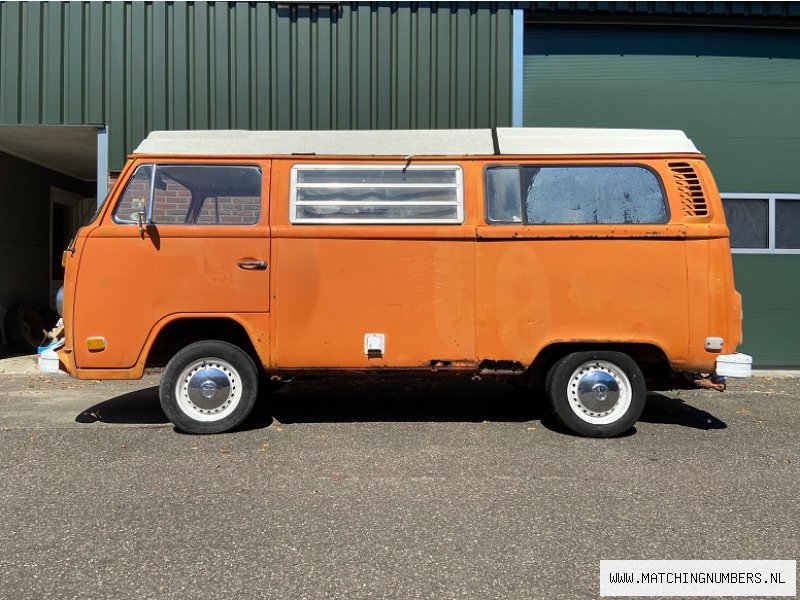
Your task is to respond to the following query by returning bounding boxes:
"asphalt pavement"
[0,372,797,599]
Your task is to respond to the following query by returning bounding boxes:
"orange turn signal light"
[86,337,106,352]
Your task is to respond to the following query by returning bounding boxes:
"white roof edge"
[133,128,700,157]
[134,129,495,157]
[496,127,700,155]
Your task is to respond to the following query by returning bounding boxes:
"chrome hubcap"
[187,368,232,411]
[175,358,242,422]
[576,370,621,413]
[567,360,632,425]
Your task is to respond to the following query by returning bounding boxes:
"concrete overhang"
[0,125,99,181]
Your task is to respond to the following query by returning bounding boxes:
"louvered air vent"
[669,162,708,217]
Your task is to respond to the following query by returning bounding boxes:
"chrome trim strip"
[294,200,458,206]
[294,183,458,189]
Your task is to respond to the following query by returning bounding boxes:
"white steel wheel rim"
[566,360,632,425]
[174,357,243,423]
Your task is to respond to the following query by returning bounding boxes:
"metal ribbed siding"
[522,1,800,18]
[522,26,800,192]
[0,1,514,171]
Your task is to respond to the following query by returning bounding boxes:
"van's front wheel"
[160,340,258,434]
[546,351,646,438]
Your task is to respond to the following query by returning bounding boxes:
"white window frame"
[722,193,800,254]
[289,164,464,225]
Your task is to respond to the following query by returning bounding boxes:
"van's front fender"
[71,312,271,380]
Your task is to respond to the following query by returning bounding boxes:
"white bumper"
[716,353,753,378]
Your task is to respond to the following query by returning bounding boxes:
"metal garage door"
[523,25,800,366]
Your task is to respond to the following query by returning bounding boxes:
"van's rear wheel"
[546,351,646,438]
[160,340,258,434]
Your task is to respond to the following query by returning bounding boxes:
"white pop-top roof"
[133,127,700,157]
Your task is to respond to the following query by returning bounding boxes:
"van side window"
[114,165,261,225]
[113,165,152,223]
[151,169,192,224]
[152,165,261,225]
[290,165,463,224]
[485,165,668,225]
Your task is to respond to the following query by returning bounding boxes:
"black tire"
[39,305,61,331]
[159,340,259,434]
[546,351,646,438]
[4,303,47,352]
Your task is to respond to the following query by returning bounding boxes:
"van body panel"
[273,237,477,368]
[62,312,271,380]
[60,159,138,364]
[73,234,270,369]
[474,237,690,368]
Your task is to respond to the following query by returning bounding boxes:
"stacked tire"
[3,304,56,353]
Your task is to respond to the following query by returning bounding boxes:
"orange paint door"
[273,233,477,368]
[73,161,270,369]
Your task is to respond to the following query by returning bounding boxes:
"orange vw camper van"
[54,128,752,437]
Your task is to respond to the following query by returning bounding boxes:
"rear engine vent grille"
[669,162,708,217]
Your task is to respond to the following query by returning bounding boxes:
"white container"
[38,348,62,375]
[716,353,753,378]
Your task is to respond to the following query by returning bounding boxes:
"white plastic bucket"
[38,348,62,375]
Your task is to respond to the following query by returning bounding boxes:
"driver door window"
[151,170,192,224]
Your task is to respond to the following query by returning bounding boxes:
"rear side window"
[485,165,668,225]
[290,164,464,224]
[114,164,261,225]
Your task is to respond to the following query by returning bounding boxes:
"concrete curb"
[752,369,800,379]
[0,355,42,376]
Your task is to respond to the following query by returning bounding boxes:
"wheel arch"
[142,314,268,373]
[527,341,671,388]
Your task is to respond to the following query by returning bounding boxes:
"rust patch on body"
[478,359,526,375]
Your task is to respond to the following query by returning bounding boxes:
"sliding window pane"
[776,200,800,249]
[722,198,768,249]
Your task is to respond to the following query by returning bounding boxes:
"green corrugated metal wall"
[522,27,800,193]
[523,25,800,366]
[730,255,800,367]
[0,1,514,171]
[523,1,800,19]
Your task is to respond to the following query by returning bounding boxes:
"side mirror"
[137,210,146,237]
